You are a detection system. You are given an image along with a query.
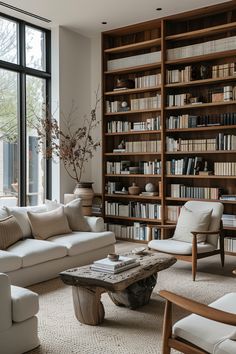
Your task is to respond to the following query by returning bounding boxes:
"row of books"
[105,201,162,219]
[214,162,236,176]
[222,214,236,227]
[167,35,236,60]
[170,184,220,199]
[220,195,236,201]
[134,73,161,88]
[210,86,236,103]
[166,113,236,129]
[106,160,162,175]
[124,140,161,153]
[130,95,161,110]
[212,63,236,79]
[224,238,236,253]
[166,135,236,152]
[107,51,161,71]
[105,222,161,241]
[166,66,192,84]
[166,205,181,222]
[107,116,161,133]
[166,157,203,175]
[106,100,129,113]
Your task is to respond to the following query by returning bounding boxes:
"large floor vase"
[74,182,94,216]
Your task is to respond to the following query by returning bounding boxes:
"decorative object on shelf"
[145,183,157,193]
[128,182,140,195]
[32,93,100,214]
[113,140,126,153]
[73,182,94,216]
[199,63,211,80]
[114,78,135,90]
[199,161,213,176]
[120,101,130,111]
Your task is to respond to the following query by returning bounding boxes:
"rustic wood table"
[60,251,176,325]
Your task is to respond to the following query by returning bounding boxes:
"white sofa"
[0,272,39,354]
[0,205,116,287]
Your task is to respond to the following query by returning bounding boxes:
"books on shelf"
[214,162,236,176]
[105,222,161,241]
[135,73,161,88]
[170,184,220,199]
[166,157,203,175]
[107,116,161,133]
[130,94,161,110]
[224,237,236,252]
[222,214,236,227]
[107,51,161,71]
[166,113,236,129]
[220,195,236,201]
[125,140,161,153]
[166,205,181,222]
[91,256,140,273]
[105,201,161,219]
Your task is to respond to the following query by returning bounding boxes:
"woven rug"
[28,242,236,354]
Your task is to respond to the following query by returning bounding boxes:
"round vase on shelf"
[128,183,140,195]
[74,182,94,216]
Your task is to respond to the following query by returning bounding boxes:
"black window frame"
[0,12,51,205]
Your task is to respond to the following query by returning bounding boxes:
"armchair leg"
[220,231,225,268]
[162,300,172,354]
[192,256,197,281]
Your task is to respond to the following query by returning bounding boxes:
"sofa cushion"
[85,216,104,232]
[48,231,116,256]
[0,216,23,250]
[0,250,22,272]
[11,285,39,322]
[173,293,236,353]
[0,207,9,219]
[5,205,47,238]
[172,205,212,243]
[27,206,72,240]
[148,238,216,255]
[215,339,236,354]
[7,239,67,267]
[64,199,90,232]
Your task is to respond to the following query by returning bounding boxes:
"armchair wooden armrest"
[191,229,220,236]
[160,290,236,326]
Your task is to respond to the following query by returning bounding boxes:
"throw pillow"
[64,198,91,231]
[27,206,72,240]
[45,199,61,211]
[172,206,213,243]
[5,205,48,238]
[0,216,23,250]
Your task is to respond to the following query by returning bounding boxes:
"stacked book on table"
[91,256,140,274]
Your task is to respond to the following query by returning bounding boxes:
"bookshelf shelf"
[104,62,161,75]
[102,2,236,246]
[166,21,236,42]
[105,130,161,136]
[165,101,236,111]
[105,86,161,96]
[104,38,161,53]
[165,76,236,89]
[105,108,161,116]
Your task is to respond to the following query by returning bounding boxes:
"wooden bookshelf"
[102,1,236,248]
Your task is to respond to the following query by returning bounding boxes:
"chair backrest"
[184,201,224,247]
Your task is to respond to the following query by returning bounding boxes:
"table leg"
[72,285,105,325]
[108,274,157,310]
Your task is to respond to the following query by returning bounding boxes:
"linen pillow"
[64,198,90,231]
[5,205,47,238]
[27,206,72,240]
[0,216,23,250]
[173,206,213,243]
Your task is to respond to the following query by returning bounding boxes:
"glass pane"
[0,16,18,64]
[25,26,46,71]
[26,75,46,206]
[0,69,19,206]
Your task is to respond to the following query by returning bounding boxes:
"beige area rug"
[28,242,236,354]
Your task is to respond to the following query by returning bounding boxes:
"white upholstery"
[148,201,223,254]
[0,273,39,353]
[0,250,22,272]
[48,231,116,256]
[8,239,67,267]
[173,293,236,354]
[149,238,216,255]
[11,285,39,322]
[85,216,105,232]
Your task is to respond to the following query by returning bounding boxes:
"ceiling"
[0,0,231,37]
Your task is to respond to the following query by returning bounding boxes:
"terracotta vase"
[74,182,94,216]
[128,182,140,195]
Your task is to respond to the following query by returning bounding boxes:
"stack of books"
[91,256,140,274]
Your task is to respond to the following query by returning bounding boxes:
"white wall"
[51,26,92,201]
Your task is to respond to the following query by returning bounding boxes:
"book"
[93,255,136,270]
[90,261,140,274]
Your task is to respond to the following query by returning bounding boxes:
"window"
[0,14,51,206]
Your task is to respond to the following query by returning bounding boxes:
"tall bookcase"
[102,2,236,251]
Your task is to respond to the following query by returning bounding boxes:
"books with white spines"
[91,261,140,274]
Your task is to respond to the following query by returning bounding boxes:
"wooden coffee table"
[60,251,176,325]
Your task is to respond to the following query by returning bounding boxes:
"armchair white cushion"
[0,273,39,354]
[148,201,224,280]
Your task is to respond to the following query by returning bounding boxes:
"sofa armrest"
[0,273,12,331]
[85,216,105,232]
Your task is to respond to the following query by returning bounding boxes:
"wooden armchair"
[160,290,236,354]
[148,201,224,281]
